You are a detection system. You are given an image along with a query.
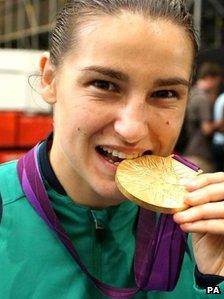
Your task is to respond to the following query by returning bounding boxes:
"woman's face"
[45,12,193,206]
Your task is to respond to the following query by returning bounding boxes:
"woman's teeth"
[99,146,142,163]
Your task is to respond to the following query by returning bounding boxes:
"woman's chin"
[93,182,128,207]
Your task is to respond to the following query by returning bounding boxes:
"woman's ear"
[39,52,57,104]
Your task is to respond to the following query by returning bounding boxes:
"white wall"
[0,49,51,113]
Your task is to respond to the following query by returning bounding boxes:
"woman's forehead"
[64,12,193,79]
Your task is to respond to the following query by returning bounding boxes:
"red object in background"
[0,111,21,147]
[0,112,52,163]
[0,111,52,163]
[0,150,27,163]
[17,114,52,147]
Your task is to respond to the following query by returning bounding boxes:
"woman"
[0,0,224,298]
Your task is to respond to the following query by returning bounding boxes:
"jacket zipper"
[90,210,105,298]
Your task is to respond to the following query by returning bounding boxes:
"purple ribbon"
[17,144,194,298]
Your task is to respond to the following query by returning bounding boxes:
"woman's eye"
[90,80,117,92]
[151,90,178,99]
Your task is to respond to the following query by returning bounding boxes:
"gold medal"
[115,155,202,214]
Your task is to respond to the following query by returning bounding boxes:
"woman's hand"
[173,172,224,276]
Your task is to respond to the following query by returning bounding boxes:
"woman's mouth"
[95,146,152,166]
[96,146,125,165]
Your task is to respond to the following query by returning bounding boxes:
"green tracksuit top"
[0,160,223,299]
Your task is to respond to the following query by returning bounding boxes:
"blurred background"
[1,0,224,59]
[0,0,223,170]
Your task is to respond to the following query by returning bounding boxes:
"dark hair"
[49,0,198,68]
[197,62,223,80]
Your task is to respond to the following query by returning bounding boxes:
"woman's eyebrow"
[80,66,190,88]
[153,78,191,88]
[80,66,129,82]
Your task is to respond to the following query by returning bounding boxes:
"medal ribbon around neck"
[17,142,197,298]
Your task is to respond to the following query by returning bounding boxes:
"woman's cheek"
[74,108,112,136]
[160,116,183,153]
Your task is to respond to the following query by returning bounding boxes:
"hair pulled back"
[50,0,198,67]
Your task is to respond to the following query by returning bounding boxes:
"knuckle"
[217,172,224,180]
[199,172,224,185]
[198,205,207,218]
[199,173,212,184]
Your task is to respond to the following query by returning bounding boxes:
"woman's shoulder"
[0,159,17,172]
[0,160,24,206]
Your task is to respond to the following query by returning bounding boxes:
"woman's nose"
[114,104,149,144]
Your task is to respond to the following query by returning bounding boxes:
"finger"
[173,201,224,224]
[181,172,224,191]
[179,219,224,235]
[184,182,224,206]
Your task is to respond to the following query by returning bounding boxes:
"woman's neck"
[48,142,124,209]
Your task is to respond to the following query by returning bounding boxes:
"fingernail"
[176,211,188,221]
[188,181,197,188]
[179,178,197,188]
[179,178,192,186]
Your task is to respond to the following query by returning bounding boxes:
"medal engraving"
[115,155,202,214]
